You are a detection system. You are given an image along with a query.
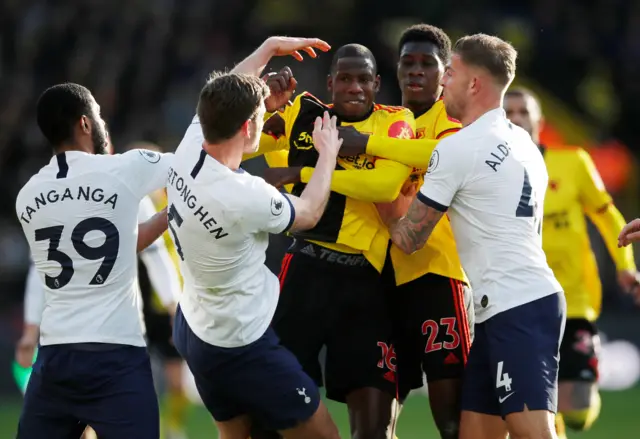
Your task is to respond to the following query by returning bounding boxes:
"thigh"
[77,347,160,439]
[396,274,472,389]
[486,293,566,418]
[461,323,501,417]
[272,252,327,386]
[17,365,86,439]
[324,264,396,403]
[558,318,599,384]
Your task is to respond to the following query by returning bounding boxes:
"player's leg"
[17,346,100,439]
[556,319,601,433]
[485,293,566,439]
[325,257,399,439]
[395,274,473,439]
[251,249,330,439]
[459,323,509,439]
[76,346,160,439]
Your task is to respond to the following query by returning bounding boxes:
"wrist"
[22,324,39,340]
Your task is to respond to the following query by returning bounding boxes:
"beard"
[91,123,110,155]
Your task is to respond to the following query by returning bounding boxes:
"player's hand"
[617,270,640,303]
[264,37,331,62]
[263,113,286,138]
[264,167,303,188]
[338,126,369,156]
[376,181,419,226]
[263,67,297,112]
[15,329,38,369]
[313,111,342,158]
[618,218,640,247]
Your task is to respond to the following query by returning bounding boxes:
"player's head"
[442,34,517,122]
[397,24,451,111]
[504,87,543,142]
[327,44,380,121]
[197,72,269,154]
[36,83,110,155]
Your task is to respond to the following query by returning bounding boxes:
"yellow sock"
[164,390,189,432]
[555,413,567,439]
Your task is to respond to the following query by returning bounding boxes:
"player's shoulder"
[373,103,411,116]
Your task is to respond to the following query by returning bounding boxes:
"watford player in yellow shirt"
[335,25,472,439]
[246,44,414,439]
[503,88,639,439]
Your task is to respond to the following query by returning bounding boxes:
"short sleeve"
[117,149,174,200]
[239,178,296,234]
[418,137,469,211]
[576,148,612,213]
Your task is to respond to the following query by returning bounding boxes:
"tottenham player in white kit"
[378,35,565,439]
[15,83,173,439]
[167,37,342,439]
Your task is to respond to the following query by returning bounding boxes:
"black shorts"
[558,318,599,383]
[273,240,396,403]
[139,260,181,360]
[385,271,472,399]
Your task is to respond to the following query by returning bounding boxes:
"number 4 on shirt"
[516,168,542,235]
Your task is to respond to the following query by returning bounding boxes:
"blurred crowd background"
[1,0,639,411]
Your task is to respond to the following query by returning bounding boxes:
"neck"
[54,143,91,155]
[460,96,502,127]
[203,139,243,171]
[403,97,436,119]
[532,131,541,145]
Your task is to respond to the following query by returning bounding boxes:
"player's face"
[244,101,266,153]
[328,57,380,120]
[89,100,110,155]
[441,54,470,121]
[397,41,444,109]
[504,95,541,138]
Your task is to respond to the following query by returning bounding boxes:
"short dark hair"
[505,86,540,105]
[330,44,377,75]
[454,34,517,87]
[398,24,452,64]
[36,83,94,148]
[197,72,269,144]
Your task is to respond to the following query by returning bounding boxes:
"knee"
[562,391,601,432]
[435,420,459,439]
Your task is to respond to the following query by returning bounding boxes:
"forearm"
[137,207,168,253]
[231,39,276,77]
[367,136,439,169]
[300,166,410,202]
[590,204,637,270]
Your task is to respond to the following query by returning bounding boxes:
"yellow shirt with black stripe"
[388,99,467,285]
[248,92,415,272]
[146,189,183,312]
[541,146,635,321]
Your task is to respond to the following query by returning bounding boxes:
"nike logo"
[498,393,514,403]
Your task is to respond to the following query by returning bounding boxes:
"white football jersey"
[419,108,561,323]
[167,117,294,348]
[16,149,173,346]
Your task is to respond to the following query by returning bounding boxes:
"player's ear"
[374,75,381,94]
[80,116,91,135]
[240,120,251,138]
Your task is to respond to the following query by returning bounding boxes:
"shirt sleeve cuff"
[417,192,449,212]
[281,194,296,233]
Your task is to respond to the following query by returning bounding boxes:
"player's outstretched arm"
[137,207,168,253]
[231,37,330,77]
[338,126,440,169]
[286,111,342,232]
[378,194,445,254]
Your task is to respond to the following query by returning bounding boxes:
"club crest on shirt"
[427,150,439,173]
[138,149,161,164]
[271,197,284,216]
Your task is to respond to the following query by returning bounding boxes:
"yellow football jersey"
[542,146,635,321]
[389,99,467,285]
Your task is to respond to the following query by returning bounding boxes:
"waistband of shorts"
[288,239,372,269]
[46,343,131,352]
